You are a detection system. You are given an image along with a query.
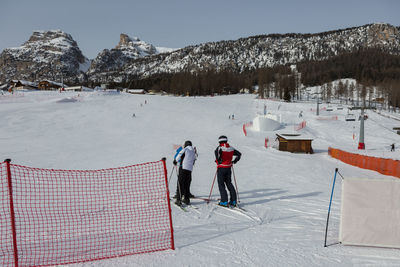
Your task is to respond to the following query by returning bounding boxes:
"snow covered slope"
[1,92,400,266]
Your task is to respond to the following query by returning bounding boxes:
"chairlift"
[359,114,368,120]
[345,114,356,121]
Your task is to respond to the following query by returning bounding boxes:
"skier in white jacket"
[173,140,197,205]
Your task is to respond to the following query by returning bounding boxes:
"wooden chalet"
[38,80,65,90]
[10,80,38,90]
[276,133,313,154]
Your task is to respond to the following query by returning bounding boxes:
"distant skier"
[391,143,395,152]
[264,104,267,115]
[232,114,235,120]
[173,140,197,206]
[299,111,303,118]
[215,135,241,207]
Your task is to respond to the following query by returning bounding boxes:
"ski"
[171,199,188,212]
[215,204,262,223]
[233,205,247,212]
[186,204,199,209]
[193,196,218,203]
[173,202,188,212]
[185,204,201,215]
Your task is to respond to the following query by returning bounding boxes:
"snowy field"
[1,91,400,266]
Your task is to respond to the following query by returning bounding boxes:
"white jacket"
[175,146,197,171]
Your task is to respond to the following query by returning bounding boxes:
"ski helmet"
[218,135,228,143]
[184,140,192,147]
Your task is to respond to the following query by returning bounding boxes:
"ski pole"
[168,165,176,185]
[207,169,218,203]
[232,165,240,204]
[176,169,183,202]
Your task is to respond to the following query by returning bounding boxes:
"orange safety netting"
[329,147,400,178]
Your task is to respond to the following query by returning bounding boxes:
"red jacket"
[215,143,241,168]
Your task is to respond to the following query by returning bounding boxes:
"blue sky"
[1,0,399,59]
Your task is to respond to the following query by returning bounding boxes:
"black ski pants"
[176,167,192,200]
[217,167,236,203]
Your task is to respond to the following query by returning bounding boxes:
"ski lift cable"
[367,117,397,134]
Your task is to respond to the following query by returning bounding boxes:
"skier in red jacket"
[214,135,241,207]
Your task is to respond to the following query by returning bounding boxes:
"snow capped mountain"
[1,23,399,85]
[88,34,177,75]
[89,23,400,83]
[0,30,89,83]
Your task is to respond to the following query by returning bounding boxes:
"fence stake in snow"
[162,158,175,251]
[324,168,338,247]
[358,108,365,149]
[4,159,19,267]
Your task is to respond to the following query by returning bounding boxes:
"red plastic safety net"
[0,160,174,267]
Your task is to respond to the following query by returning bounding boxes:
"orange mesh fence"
[329,147,400,178]
[0,159,174,267]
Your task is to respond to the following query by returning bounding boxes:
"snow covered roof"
[127,89,147,94]
[39,80,67,87]
[0,84,9,90]
[276,133,313,141]
[12,80,38,87]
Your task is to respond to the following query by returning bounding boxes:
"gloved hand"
[232,158,239,164]
[173,160,177,166]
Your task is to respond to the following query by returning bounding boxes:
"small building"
[38,80,65,90]
[64,86,84,91]
[0,83,10,91]
[126,89,147,94]
[276,133,313,154]
[10,80,38,90]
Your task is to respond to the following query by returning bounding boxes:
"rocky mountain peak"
[0,30,89,83]
[27,30,75,45]
[88,33,158,74]
[367,23,399,44]
[115,33,156,55]
[117,34,139,48]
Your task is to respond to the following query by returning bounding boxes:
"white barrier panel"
[340,178,400,248]
[252,114,281,131]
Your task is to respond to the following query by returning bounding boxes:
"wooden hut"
[38,80,64,90]
[276,133,313,154]
[10,80,38,90]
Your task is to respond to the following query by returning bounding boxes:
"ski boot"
[218,201,229,207]
[183,197,191,205]
[229,200,237,207]
[175,199,182,206]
